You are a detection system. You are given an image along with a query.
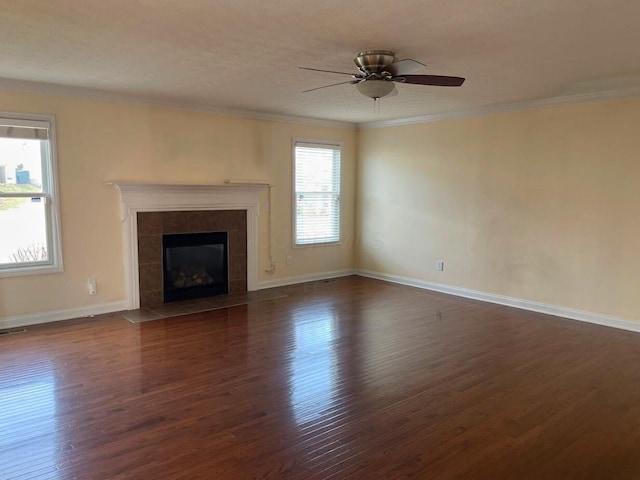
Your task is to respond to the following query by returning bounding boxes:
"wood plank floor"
[2,276,640,479]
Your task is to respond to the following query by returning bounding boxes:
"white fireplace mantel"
[113,183,263,310]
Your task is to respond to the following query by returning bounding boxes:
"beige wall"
[4,88,640,324]
[357,98,640,321]
[0,90,356,319]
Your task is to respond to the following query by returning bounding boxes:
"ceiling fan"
[300,50,465,101]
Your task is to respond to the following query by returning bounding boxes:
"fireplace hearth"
[163,231,228,303]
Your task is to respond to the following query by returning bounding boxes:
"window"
[294,140,341,246]
[0,113,62,276]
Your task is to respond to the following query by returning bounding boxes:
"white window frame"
[0,112,63,277]
[292,138,342,248]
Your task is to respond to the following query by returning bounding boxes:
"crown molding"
[0,77,355,130]
[359,86,640,129]
[2,77,640,131]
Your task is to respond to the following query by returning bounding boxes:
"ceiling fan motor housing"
[355,50,396,74]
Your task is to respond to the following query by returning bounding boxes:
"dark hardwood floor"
[2,276,640,479]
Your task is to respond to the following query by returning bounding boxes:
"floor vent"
[0,328,27,336]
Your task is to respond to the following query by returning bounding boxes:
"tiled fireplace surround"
[115,183,261,310]
[137,210,247,307]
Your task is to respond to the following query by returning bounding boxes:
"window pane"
[0,197,49,265]
[0,138,45,194]
[0,115,59,275]
[294,142,341,246]
[296,195,340,244]
[295,147,339,193]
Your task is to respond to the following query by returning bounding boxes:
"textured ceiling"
[1,0,640,124]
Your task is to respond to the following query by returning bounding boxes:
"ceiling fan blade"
[387,59,426,76]
[298,66,355,76]
[302,80,354,93]
[396,75,465,87]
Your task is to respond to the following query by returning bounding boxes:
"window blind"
[0,119,49,140]
[294,142,341,246]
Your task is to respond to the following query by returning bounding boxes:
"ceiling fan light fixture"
[356,80,395,99]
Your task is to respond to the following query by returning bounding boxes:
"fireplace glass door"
[162,231,228,303]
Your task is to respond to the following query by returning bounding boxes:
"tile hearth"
[122,289,288,323]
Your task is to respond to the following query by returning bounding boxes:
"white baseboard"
[0,301,127,330]
[258,269,355,290]
[355,269,640,334]
[6,272,638,335]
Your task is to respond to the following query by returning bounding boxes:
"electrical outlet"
[87,277,97,295]
[436,261,444,271]
[286,255,292,266]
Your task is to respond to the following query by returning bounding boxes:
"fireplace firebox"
[162,231,228,303]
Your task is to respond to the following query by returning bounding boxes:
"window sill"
[0,263,64,278]
[293,241,342,249]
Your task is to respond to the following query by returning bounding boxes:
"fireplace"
[163,231,229,303]
[114,183,261,310]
